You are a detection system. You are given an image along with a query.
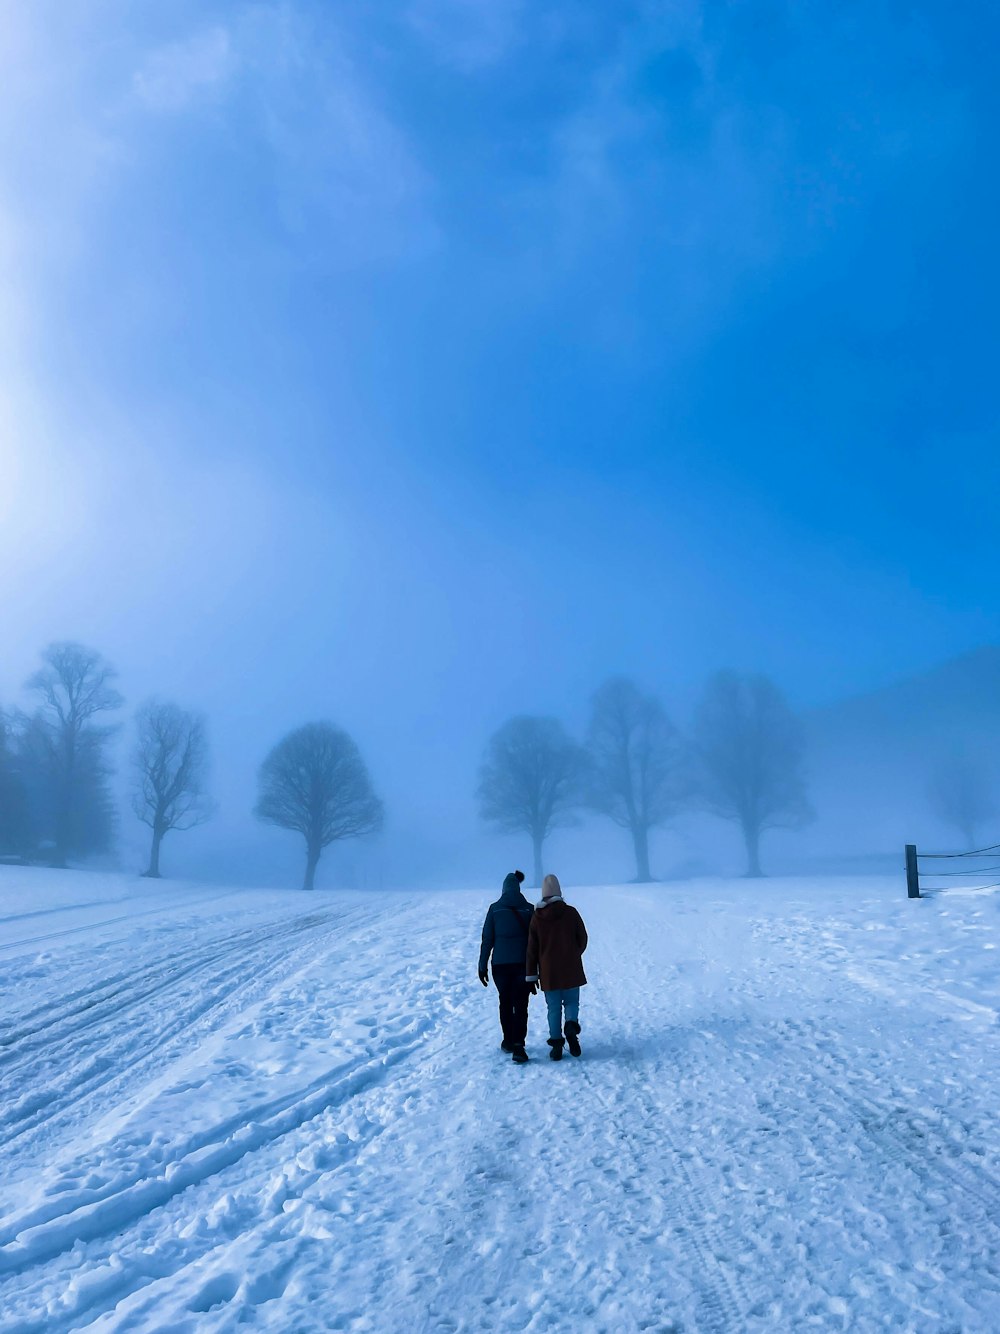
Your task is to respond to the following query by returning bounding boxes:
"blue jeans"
[545,987,580,1039]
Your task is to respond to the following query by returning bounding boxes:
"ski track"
[0,908,381,1176]
[1,877,999,1331]
[2,912,471,1332]
[0,888,247,955]
[0,899,314,1044]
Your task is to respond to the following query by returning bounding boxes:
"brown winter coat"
[526,898,588,990]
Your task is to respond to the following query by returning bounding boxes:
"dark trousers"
[492,962,530,1045]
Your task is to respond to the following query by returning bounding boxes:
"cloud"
[132,26,236,113]
[124,6,437,267]
[236,6,437,267]
[406,0,524,70]
[541,9,774,257]
[0,0,437,341]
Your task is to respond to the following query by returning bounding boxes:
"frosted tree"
[255,722,384,891]
[694,671,813,877]
[26,642,123,866]
[132,701,213,878]
[585,677,684,882]
[477,716,584,887]
[0,709,29,857]
[927,752,997,850]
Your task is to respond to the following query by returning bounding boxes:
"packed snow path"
[1,871,999,1332]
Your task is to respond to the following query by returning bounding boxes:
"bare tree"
[0,709,29,858]
[255,722,383,891]
[477,716,584,887]
[14,711,113,862]
[585,677,684,882]
[132,701,213,878]
[927,752,997,850]
[26,643,123,866]
[694,671,813,877]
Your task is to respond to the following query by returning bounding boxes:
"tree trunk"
[52,784,70,868]
[531,832,544,889]
[53,738,75,869]
[631,822,652,882]
[303,842,322,891]
[743,821,763,877]
[144,827,164,879]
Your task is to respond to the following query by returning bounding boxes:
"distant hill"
[801,646,1000,859]
[809,645,1000,758]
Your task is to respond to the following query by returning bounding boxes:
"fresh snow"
[1,868,999,1332]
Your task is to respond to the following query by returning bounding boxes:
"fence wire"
[908,837,1000,897]
[918,841,1000,859]
[916,864,1000,876]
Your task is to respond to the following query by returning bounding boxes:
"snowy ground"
[1,868,999,1332]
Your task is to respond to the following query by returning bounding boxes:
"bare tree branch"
[25,642,122,866]
[694,671,813,876]
[585,677,685,881]
[254,722,383,890]
[132,700,214,877]
[476,715,584,887]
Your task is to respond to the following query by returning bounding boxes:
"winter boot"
[500,1040,513,1053]
[564,1020,582,1057]
[511,1044,529,1064]
[547,1037,565,1061]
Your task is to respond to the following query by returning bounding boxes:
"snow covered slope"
[1,868,999,1331]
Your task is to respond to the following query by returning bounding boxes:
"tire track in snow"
[0,907,357,1055]
[0,912,361,1158]
[394,888,768,1332]
[770,1017,1000,1225]
[583,1054,769,1334]
[12,884,997,1332]
[0,896,139,925]
[0,1022,433,1281]
[652,999,1000,1327]
[0,888,248,955]
[715,908,1000,1244]
[404,892,771,1333]
[0,912,475,1331]
[0,905,378,1069]
[0,901,408,1173]
[577,897,769,1333]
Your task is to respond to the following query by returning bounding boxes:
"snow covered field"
[1,867,999,1333]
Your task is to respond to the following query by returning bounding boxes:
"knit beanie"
[541,873,562,900]
[501,871,524,895]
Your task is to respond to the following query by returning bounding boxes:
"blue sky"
[1,0,998,883]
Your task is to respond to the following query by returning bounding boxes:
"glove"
[527,981,538,996]
[478,970,489,987]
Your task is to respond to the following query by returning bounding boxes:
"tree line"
[477,674,814,884]
[0,642,382,890]
[3,642,988,888]
[0,643,824,891]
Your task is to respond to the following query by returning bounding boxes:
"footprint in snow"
[188,1271,239,1313]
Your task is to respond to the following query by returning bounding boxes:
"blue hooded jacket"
[478,873,533,974]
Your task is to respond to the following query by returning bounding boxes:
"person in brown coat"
[525,873,588,1060]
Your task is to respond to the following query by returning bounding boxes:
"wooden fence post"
[905,844,920,899]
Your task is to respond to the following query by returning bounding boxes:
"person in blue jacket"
[478,870,535,1064]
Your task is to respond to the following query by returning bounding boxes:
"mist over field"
[5,8,1000,1333]
[2,1,999,891]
